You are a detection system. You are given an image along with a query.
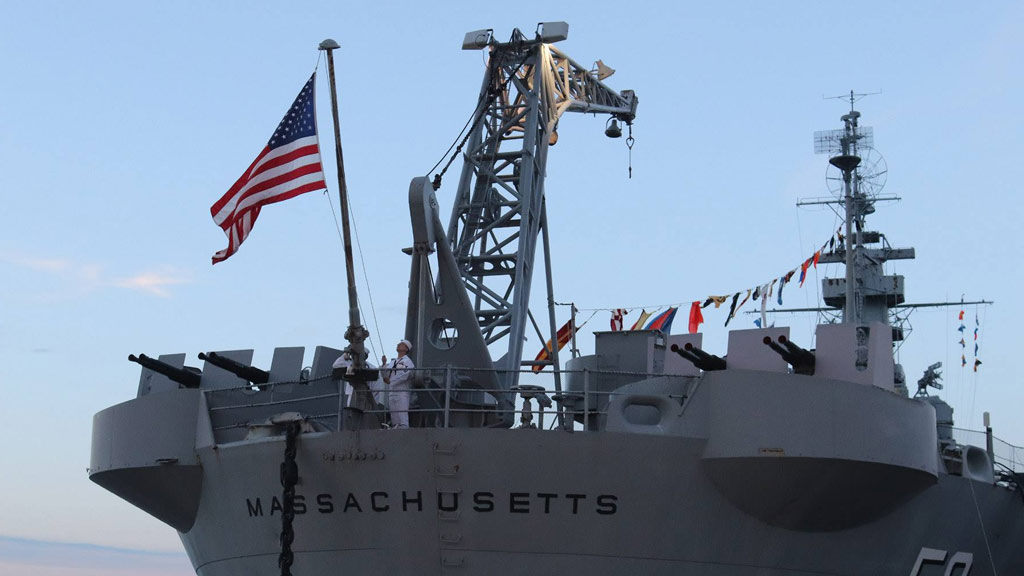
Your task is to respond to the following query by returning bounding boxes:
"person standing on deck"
[331,351,385,411]
[382,340,414,429]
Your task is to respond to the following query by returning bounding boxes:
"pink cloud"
[0,537,192,576]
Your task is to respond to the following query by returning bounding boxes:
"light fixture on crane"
[462,28,493,50]
[605,117,622,138]
[593,59,615,80]
[536,21,569,43]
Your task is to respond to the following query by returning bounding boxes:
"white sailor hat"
[397,339,412,352]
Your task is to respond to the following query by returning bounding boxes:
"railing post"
[538,396,545,430]
[984,412,995,464]
[342,379,350,428]
[583,369,590,432]
[444,366,452,429]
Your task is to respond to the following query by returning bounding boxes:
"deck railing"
[942,425,1024,474]
[199,367,1024,474]
[201,366,683,433]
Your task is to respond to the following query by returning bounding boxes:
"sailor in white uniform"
[331,352,384,409]
[382,339,415,429]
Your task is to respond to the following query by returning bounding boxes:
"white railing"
[199,368,1024,477]
[201,367,685,432]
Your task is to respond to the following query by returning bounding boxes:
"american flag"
[210,73,326,264]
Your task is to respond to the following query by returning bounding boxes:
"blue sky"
[1,1,1021,572]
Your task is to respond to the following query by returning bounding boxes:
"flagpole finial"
[318,38,340,51]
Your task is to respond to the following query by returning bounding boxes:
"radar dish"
[814,126,874,155]
[825,146,887,197]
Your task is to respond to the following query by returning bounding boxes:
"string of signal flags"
[957,300,983,372]
[535,229,848,372]
[608,228,846,333]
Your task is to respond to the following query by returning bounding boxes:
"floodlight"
[462,29,493,50]
[537,21,569,43]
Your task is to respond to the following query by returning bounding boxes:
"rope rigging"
[552,227,844,317]
[324,192,384,360]
[425,43,533,191]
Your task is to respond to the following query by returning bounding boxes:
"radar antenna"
[810,90,886,323]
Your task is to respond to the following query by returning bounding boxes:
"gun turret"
[670,343,727,371]
[762,336,816,375]
[129,354,201,388]
[199,352,269,385]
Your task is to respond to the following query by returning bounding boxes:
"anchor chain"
[278,421,300,576]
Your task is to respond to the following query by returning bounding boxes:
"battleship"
[90,23,1024,576]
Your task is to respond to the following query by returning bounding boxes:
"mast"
[319,39,369,369]
[815,90,877,324]
[835,118,860,323]
[838,104,860,324]
[770,97,993,340]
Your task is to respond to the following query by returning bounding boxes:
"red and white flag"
[210,73,326,264]
[610,308,626,331]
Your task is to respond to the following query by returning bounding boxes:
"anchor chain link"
[278,421,300,576]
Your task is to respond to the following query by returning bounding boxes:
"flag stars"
[210,72,324,264]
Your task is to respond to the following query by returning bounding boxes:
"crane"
[405,22,637,427]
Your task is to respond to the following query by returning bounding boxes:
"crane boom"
[405,23,637,427]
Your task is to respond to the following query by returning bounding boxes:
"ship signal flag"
[610,308,627,331]
[688,301,704,334]
[645,307,678,333]
[629,309,652,331]
[532,319,576,373]
[210,73,327,264]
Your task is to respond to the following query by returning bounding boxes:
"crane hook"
[626,124,635,179]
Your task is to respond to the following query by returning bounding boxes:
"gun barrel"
[682,342,727,371]
[669,343,703,365]
[199,351,270,385]
[763,336,815,374]
[762,336,791,359]
[778,335,816,368]
[129,353,201,388]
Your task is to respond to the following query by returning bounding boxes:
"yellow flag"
[629,309,652,330]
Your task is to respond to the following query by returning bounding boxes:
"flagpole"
[319,39,368,369]
[570,303,579,359]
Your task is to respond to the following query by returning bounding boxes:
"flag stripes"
[210,73,325,264]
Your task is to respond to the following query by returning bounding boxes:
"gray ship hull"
[91,350,1024,576]
[179,428,1020,576]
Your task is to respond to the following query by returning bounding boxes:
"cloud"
[12,257,72,272]
[0,252,192,298]
[110,270,192,298]
[0,536,192,576]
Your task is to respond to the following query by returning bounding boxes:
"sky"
[1,1,1022,573]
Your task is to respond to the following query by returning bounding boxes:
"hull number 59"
[910,547,973,575]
